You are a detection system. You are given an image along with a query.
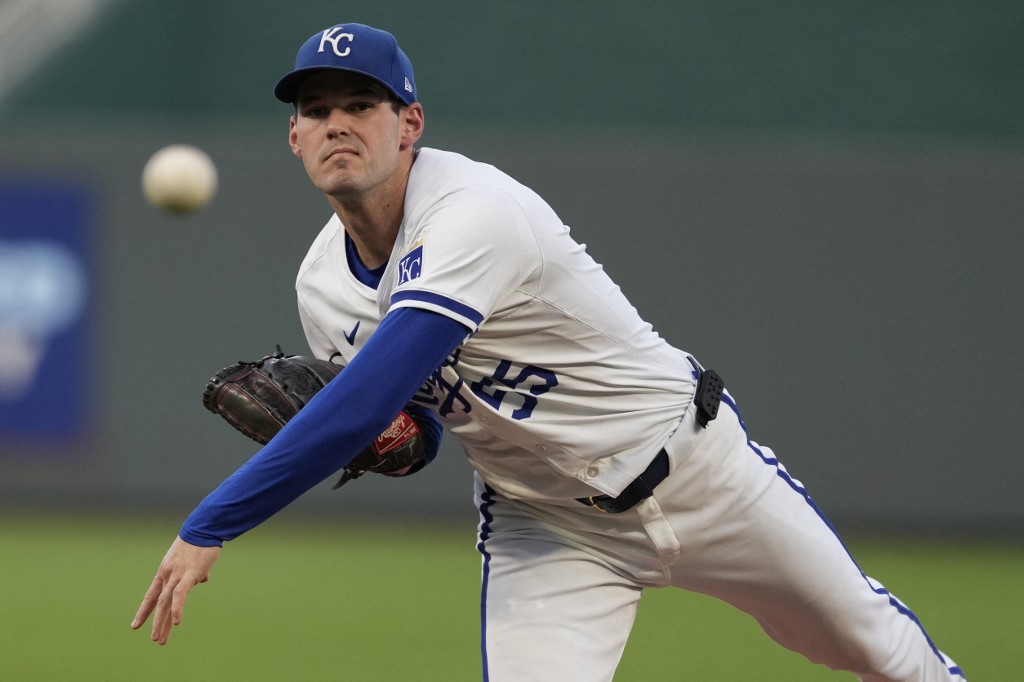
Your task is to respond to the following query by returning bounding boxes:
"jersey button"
[586,466,600,478]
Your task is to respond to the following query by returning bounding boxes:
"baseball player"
[132,23,965,681]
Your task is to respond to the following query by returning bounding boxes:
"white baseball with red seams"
[142,144,218,214]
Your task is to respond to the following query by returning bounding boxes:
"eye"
[348,101,376,113]
[300,104,329,119]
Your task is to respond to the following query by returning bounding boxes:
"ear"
[399,103,425,150]
[288,115,302,158]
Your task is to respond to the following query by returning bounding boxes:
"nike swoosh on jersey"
[344,321,360,345]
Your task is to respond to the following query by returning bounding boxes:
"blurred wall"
[1,1,1021,532]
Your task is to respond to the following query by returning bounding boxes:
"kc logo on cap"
[274,22,417,106]
[319,27,354,58]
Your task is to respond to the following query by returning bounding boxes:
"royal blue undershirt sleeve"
[179,307,468,547]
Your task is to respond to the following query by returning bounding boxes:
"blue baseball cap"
[274,23,416,105]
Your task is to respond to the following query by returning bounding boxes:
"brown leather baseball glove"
[202,346,425,488]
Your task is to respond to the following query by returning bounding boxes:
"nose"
[326,109,350,138]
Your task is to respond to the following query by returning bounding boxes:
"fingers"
[161,577,195,644]
[152,577,176,644]
[132,537,222,646]
[149,567,210,644]
[130,577,163,630]
[137,570,196,644]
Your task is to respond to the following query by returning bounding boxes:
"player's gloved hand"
[202,346,426,488]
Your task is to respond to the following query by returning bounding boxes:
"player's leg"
[474,476,643,682]
[654,393,965,680]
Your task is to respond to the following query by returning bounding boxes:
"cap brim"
[274,67,327,103]
[274,66,412,104]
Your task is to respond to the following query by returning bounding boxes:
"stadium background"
[0,2,1020,679]
[2,0,1020,530]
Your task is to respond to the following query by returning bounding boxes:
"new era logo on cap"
[274,23,417,105]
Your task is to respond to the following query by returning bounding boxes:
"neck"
[328,151,415,269]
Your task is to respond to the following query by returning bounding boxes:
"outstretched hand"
[131,536,222,645]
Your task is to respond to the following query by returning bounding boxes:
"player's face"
[289,72,423,199]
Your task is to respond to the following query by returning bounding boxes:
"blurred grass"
[0,511,1016,680]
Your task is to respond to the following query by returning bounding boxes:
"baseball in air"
[142,144,218,214]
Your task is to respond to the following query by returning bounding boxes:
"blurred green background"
[1,1,1021,679]
[0,513,1019,679]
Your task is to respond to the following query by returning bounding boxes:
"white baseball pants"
[474,392,964,681]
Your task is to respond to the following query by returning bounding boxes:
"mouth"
[324,147,358,162]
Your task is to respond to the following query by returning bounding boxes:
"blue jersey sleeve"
[180,307,468,546]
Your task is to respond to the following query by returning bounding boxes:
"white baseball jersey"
[296,147,695,502]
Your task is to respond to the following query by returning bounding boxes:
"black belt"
[577,368,724,514]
